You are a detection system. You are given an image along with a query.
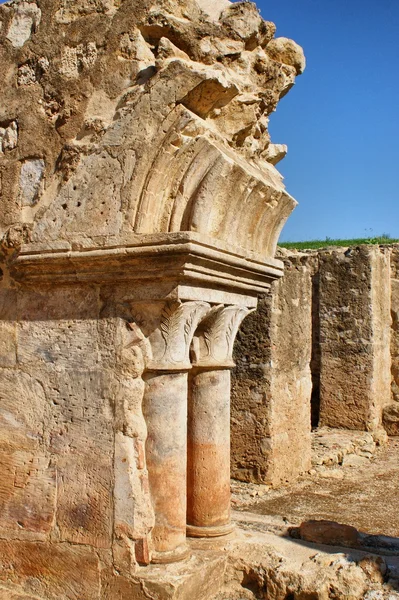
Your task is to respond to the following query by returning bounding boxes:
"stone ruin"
[232,244,399,486]
[0,0,398,599]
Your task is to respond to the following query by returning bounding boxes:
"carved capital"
[130,300,210,372]
[191,305,254,368]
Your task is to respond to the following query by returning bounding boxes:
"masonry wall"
[383,248,399,434]
[231,253,313,485]
[0,282,155,597]
[391,250,399,403]
[231,245,398,485]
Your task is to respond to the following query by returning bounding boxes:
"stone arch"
[133,106,296,259]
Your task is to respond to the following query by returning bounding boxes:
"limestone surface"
[231,250,313,485]
[318,246,391,431]
[0,0,303,258]
[231,245,398,484]
[0,0,305,595]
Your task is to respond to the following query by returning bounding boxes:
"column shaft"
[187,368,233,537]
[144,371,189,562]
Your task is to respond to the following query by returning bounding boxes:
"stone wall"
[318,246,391,431]
[232,245,398,485]
[383,249,399,434]
[390,250,399,403]
[0,0,307,592]
[0,283,156,594]
[231,252,313,485]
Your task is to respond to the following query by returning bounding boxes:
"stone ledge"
[11,233,284,298]
[124,526,399,599]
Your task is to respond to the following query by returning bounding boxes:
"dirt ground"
[232,437,399,538]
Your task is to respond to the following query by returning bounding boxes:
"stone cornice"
[10,233,284,297]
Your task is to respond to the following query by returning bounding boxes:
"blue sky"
[257,0,399,241]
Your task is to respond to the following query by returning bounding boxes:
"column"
[142,301,209,563]
[187,305,252,538]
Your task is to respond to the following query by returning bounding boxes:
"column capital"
[130,300,210,372]
[191,304,254,369]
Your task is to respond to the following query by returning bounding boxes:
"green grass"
[279,236,399,250]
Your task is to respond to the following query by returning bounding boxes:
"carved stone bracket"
[191,304,254,369]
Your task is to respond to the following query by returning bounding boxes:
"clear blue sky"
[257,0,399,241]
[2,0,398,241]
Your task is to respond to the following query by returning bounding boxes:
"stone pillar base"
[151,545,191,564]
[186,523,235,538]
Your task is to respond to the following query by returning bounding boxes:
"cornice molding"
[10,234,284,297]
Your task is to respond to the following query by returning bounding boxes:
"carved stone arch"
[132,104,296,259]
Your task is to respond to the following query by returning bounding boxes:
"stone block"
[318,247,391,430]
[0,541,100,600]
[0,369,46,453]
[382,403,399,436]
[299,520,360,548]
[56,454,113,548]
[231,253,313,485]
[0,322,17,367]
[0,450,56,541]
[101,570,143,600]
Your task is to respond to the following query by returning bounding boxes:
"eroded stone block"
[0,541,100,599]
[231,252,313,485]
[0,451,56,541]
[318,247,391,430]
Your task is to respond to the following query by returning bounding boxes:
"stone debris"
[265,36,306,74]
[312,427,383,469]
[297,519,360,548]
[0,121,18,153]
[294,518,399,558]
[232,439,399,546]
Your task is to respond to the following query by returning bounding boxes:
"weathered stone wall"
[231,252,313,485]
[318,246,391,431]
[0,0,307,592]
[390,249,399,402]
[232,245,397,484]
[0,283,156,595]
[383,248,399,434]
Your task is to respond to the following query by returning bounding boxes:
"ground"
[232,437,399,538]
[121,436,399,599]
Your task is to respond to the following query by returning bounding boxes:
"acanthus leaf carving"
[160,301,182,347]
[193,304,254,367]
[156,300,210,369]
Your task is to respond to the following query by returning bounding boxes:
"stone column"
[140,301,209,563]
[187,305,252,538]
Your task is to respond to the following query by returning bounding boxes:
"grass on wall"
[279,235,399,250]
